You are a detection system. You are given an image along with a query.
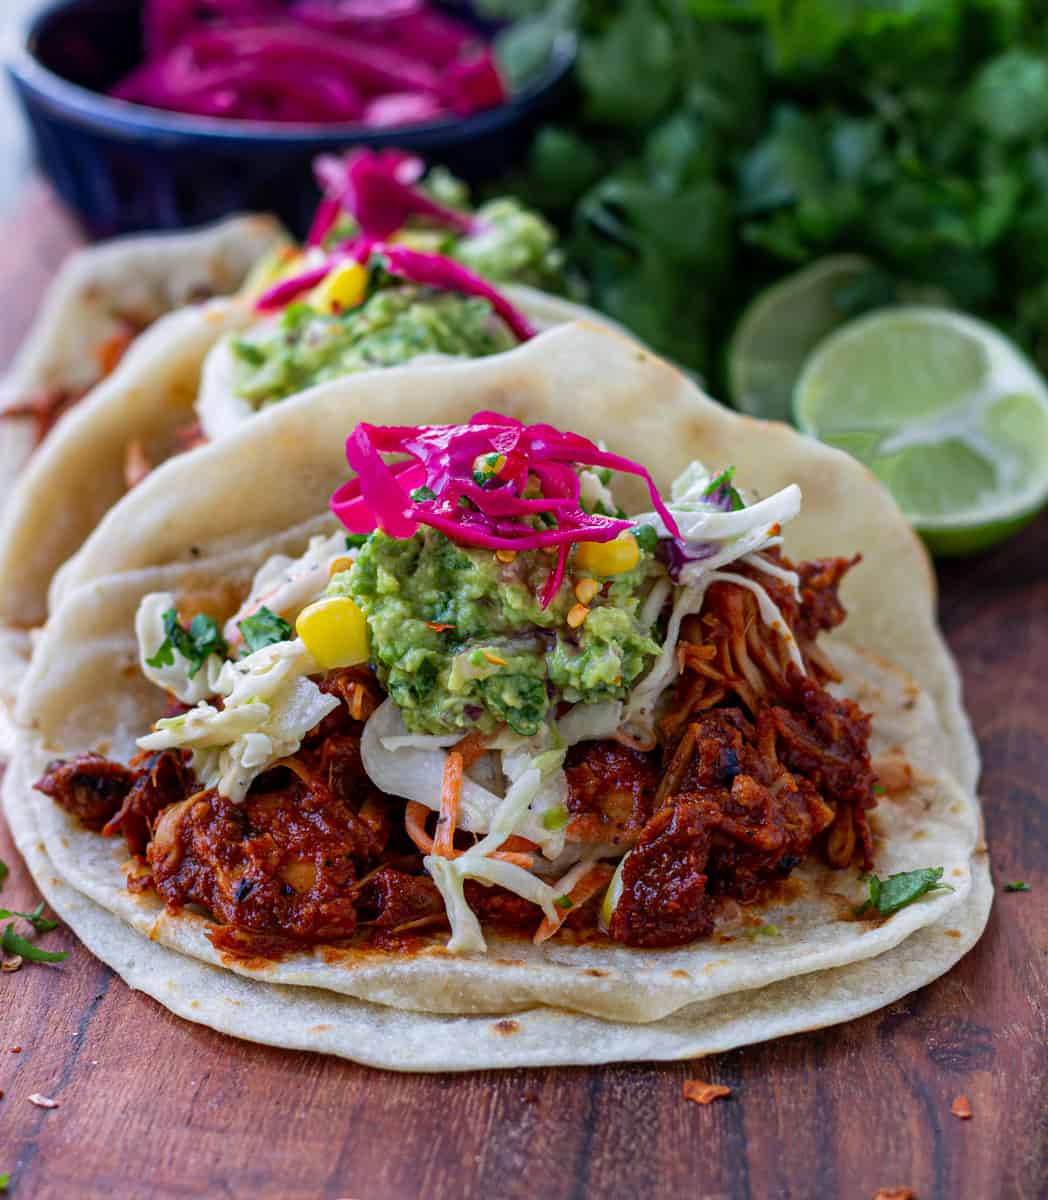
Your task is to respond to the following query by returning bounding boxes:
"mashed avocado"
[231,288,515,406]
[332,529,662,736]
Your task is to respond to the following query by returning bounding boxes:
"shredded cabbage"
[223,528,351,643]
[138,638,338,802]
[423,764,559,954]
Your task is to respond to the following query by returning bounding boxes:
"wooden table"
[0,185,1044,1200]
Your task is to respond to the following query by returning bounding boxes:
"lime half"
[794,307,1048,555]
[729,255,875,421]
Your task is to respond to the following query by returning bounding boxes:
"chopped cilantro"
[0,902,58,934]
[1,923,67,964]
[145,609,228,678]
[0,859,7,890]
[344,534,370,549]
[411,486,437,502]
[632,524,659,554]
[0,1172,9,1192]
[542,805,571,831]
[238,607,293,655]
[744,923,780,938]
[1004,881,1031,893]
[555,895,574,911]
[703,467,745,511]
[230,339,266,367]
[872,783,887,796]
[858,867,952,917]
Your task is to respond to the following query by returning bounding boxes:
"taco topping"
[36,418,908,955]
[231,152,567,406]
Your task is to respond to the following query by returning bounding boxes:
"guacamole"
[333,529,663,737]
[231,288,516,406]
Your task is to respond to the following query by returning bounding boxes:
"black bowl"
[8,0,575,238]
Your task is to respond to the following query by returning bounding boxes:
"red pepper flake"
[9,1047,21,1054]
[951,1094,973,1120]
[873,1190,916,1200]
[682,1079,731,1105]
[426,622,455,632]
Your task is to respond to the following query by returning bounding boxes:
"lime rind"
[728,254,873,421]
[794,307,1048,541]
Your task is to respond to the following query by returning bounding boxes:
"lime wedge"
[794,307,1048,555]
[728,255,876,421]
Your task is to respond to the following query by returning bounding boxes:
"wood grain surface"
[0,184,1044,1200]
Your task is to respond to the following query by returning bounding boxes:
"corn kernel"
[296,596,368,669]
[495,549,517,564]
[566,603,589,629]
[309,262,367,316]
[574,577,599,605]
[483,651,507,666]
[574,532,640,576]
[328,556,354,577]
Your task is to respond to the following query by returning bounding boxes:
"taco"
[0,213,286,752]
[7,323,986,1066]
[0,153,615,744]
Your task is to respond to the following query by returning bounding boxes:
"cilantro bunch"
[487,0,1048,380]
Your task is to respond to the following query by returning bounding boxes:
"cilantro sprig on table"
[857,867,953,917]
[485,0,1048,381]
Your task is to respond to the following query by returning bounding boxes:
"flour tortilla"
[0,215,286,756]
[0,213,286,516]
[2,750,991,1071]
[8,321,985,1041]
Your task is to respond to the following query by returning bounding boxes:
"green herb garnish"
[0,859,7,890]
[344,534,370,549]
[411,486,437,502]
[0,902,59,934]
[555,895,574,911]
[631,524,659,555]
[1,923,67,964]
[541,805,571,831]
[858,867,953,917]
[0,1171,9,1192]
[1004,881,1031,892]
[145,609,228,678]
[238,607,293,655]
[703,467,744,511]
[744,923,780,938]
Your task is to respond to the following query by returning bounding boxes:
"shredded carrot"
[404,800,533,869]
[450,730,491,770]
[96,324,136,377]
[533,863,614,944]
[433,752,463,857]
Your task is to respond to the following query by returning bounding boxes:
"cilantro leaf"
[411,486,437,502]
[631,524,659,555]
[238,607,293,656]
[1004,881,1031,893]
[1,923,67,964]
[146,609,227,678]
[344,534,370,549]
[554,895,574,911]
[859,867,952,917]
[0,902,59,934]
